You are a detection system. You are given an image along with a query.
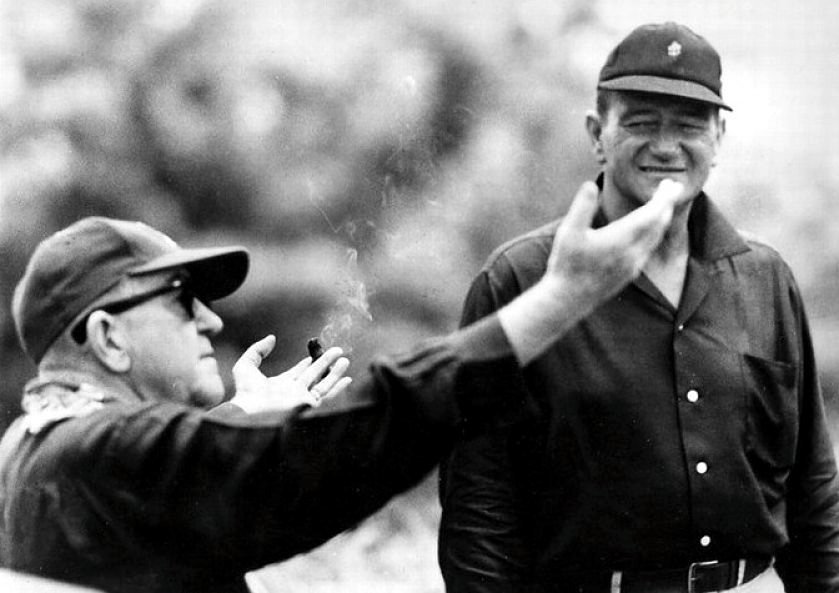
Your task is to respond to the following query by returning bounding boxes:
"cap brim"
[130,246,250,301]
[598,75,732,111]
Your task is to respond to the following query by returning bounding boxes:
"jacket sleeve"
[79,313,520,576]
[438,269,533,593]
[775,277,839,592]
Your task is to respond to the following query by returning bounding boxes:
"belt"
[565,557,772,593]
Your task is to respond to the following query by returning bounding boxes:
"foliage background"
[1,1,838,591]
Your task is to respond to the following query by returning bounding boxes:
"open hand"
[229,335,352,414]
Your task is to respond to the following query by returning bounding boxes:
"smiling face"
[588,90,724,218]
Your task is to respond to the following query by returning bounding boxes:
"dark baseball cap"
[13,217,250,364]
[598,22,732,111]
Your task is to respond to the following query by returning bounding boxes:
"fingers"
[651,178,688,208]
[320,356,350,386]
[310,375,353,405]
[642,178,684,227]
[322,377,352,400]
[600,180,684,250]
[233,338,352,409]
[309,354,349,392]
[652,178,684,203]
[282,346,343,382]
[287,356,313,376]
[232,335,276,374]
[560,181,600,231]
[308,358,351,405]
[304,346,344,383]
[603,197,670,246]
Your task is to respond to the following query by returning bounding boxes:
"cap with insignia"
[598,22,732,111]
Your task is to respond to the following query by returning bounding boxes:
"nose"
[648,126,681,158]
[194,300,224,337]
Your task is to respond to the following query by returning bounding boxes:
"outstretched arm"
[223,179,683,414]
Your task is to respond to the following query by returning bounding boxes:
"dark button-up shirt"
[0,315,516,593]
[438,193,839,593]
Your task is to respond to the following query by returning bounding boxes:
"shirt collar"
[685,192,750,261]
[592,173,750,262]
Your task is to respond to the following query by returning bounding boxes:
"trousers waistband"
[563,557,772,593]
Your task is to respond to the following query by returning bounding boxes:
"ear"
[711,115,726,167]
[716,115,726,144]
[585,111,606,164]
[86,311,132,373]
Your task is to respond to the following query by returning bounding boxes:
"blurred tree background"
[1,0,837,591]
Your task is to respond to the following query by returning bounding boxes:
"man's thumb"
[233,335,276,372]
[562,181,600,230]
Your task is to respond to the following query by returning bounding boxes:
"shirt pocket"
[741,353,799,475]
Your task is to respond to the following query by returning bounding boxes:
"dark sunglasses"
[70,277,207,344]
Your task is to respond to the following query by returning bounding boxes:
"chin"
[190,380,226,409]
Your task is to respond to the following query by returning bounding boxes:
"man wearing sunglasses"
[0,181,682,593]
[64,271,343,413]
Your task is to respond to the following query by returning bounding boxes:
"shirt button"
[686,389,699,403]
[700,535,711,547]
[677,323,685,332]
[696,461,708,474]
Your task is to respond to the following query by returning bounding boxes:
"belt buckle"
[687,559,721,593]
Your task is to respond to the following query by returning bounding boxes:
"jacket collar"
[21,375,113,434]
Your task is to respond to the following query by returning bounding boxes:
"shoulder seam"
[482,219,560,270]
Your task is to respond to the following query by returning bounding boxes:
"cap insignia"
[667,41,682,58]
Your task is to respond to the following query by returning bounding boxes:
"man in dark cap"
[439,22,839,593]
[0,181,681,593]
